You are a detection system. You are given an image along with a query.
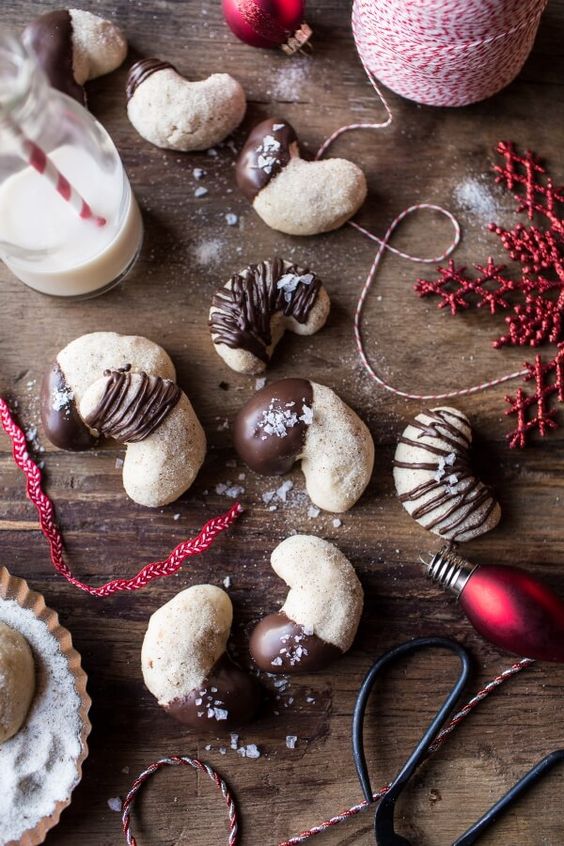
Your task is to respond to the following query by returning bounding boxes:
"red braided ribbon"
[122,658,533,846]
[121,756,239,846]
[0,397,243,597]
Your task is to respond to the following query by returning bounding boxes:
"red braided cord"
[121,658,533,846]
[121,756,239,846]
[0,397,243,597]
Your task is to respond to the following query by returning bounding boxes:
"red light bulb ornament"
[222,0,312,54]
[422,547,564,662]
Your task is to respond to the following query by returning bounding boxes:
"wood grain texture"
[1,2,564,845]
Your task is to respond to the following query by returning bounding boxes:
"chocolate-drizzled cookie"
[249,536,363,675]
[126,58,246,151]
[142,585,261,730]
[210,258,329,375]
[393,406,501,542]
[82,369,181,443]
[41,332,206,508]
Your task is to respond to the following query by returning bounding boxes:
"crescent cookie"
[233,378,374,512]
[40,332,206,507]
[393,406,501,542]
[209,257,330,375]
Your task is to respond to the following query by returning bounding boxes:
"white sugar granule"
[453,177,499,222]
[0,599,82,845]
[192,238,226,267]
[271,56,312,102]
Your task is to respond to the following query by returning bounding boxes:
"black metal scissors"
[352,636,564,845]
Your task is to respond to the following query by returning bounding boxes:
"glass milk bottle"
[0,33,143,298]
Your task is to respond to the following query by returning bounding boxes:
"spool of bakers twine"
[352,0,548,107]
[0,397,242,596]
[121,657,533,845]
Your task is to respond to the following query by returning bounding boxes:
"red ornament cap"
[222,0,312,53]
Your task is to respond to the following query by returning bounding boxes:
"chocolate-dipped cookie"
[22,9,127,104]
[142,585,261,730]
[209,257,330,375]
[41,332,206,508]
[235,117,367,236]
[393,406,501,542]
[233,378,374,512]
[249,535,363,674]
[126,58,246,151]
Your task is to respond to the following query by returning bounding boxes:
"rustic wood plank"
[1,2,564,845]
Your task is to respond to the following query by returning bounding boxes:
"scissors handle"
[352,636,471,805]
[453,749,564,846]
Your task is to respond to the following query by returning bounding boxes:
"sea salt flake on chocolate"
[243,744,261,759]
[51,385,73,411]
[307,505,320,518]
[271,656,283,666]
[230,733,239,750]
[302,624,314,636]
[214,708,229,721]
[108,797,122,812]
[272,123,286,130]
[300,404,313,425]
[195,697,203,706]
[286,735,297,749]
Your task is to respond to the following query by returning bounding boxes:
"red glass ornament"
[423,547,564,662]
[222,0,311,53]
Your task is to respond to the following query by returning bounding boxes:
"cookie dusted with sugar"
[40,332,206,508]
[393,406,501,542]
[233,378,374,512]
[0,622,35,744]
[141,585,261,730]
[126,58,246,151]
[23,9,127,104]
[209,257,330,374]
[236,118,367,236]
[249,535,363,674]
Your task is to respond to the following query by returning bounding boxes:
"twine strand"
[122,658,533,846]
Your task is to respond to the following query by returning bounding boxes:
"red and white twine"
[0,397,242,596]
[122,657,533,846]
[313,3,548,401]
[352,0,547,107]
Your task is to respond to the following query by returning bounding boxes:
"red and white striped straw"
[5,116,106,227]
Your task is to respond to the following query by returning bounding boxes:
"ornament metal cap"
[281,22,313,55]
[420,546,476,596]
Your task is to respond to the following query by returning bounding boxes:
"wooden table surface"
[1,2,564,845]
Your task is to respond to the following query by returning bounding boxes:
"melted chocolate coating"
[40,362,96,451]
[164,655,261,730]
[82,369,181,443]
[126,57,175,100]
[235,118,298,201]
[233,378,313,475]
[394,408,497,541]
[250,611,341,674]
[209,257,321,363]
[22,10,85,104]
